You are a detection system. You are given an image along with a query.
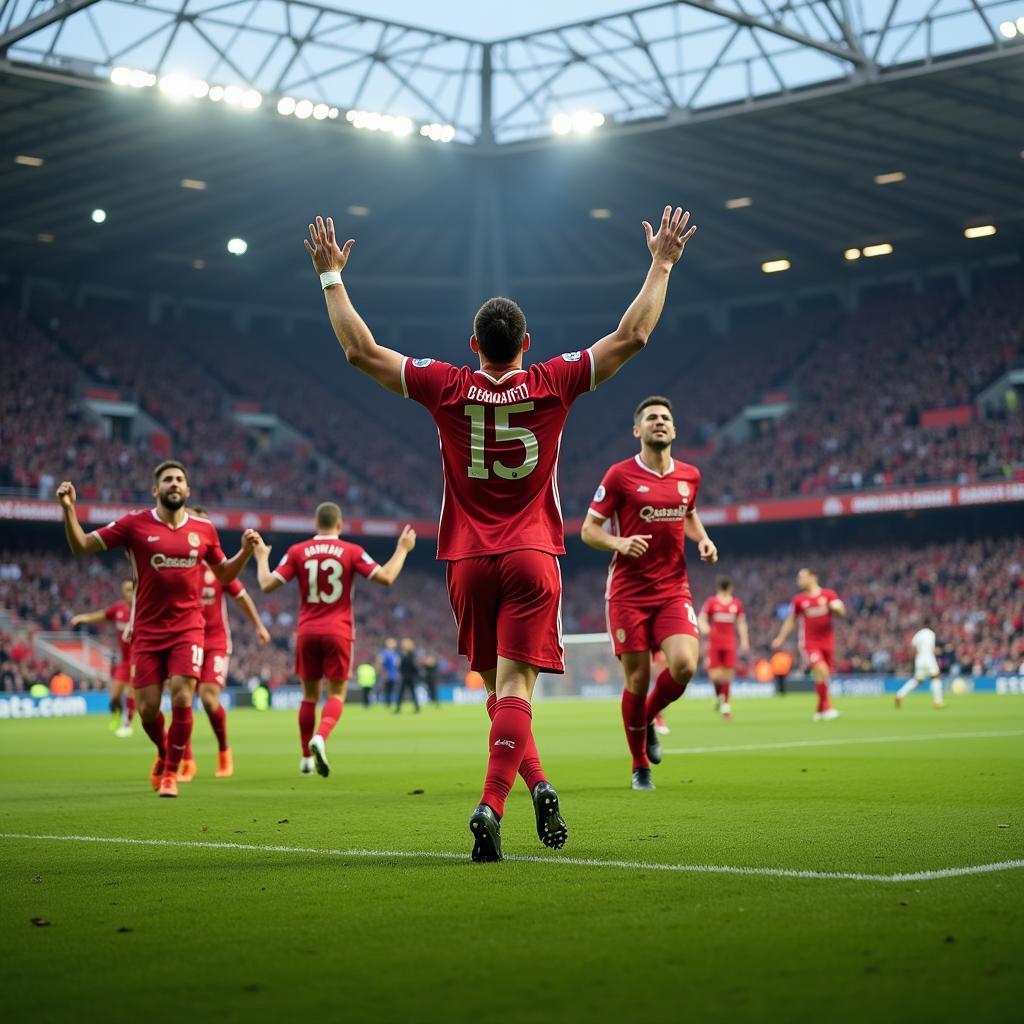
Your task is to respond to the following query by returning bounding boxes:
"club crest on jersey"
[188,531,202,547]
[412,358,433,368]
[615,628,626,643]
[561,351,582,362]
[677,481,690,499]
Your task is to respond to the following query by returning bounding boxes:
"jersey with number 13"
[401,350,597,560]
[272,536,381,636]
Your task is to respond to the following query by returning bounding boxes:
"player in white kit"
[894,623,945,709]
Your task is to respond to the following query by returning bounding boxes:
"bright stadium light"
[313,103,330,120]
[277,96,296,116]
[761,259,791,274]
[347,205,370,217]
[242,89,262,109]
[180,178,207,190]
[1019,15,1024,31]
[226,237,248,255]
[208,86,224,102]
[725,197,752,209]
[110,66,155,88]
[158,74,207,100]
[419,122,455,143]
[964,224,996,238]
[552,111,604,136]
[874,171,906,185]
[863,243,894,257]
[91,208,107,224]
[844,248,861,261]
[551,113,572,135]
[328,108,339,119]
[15,154,44,167]
[294,99,314,119]
[999,20,1017,38]
[590,208,612,219]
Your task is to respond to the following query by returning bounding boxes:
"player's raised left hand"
[56,481,77,509]
[698,537,718,564]
[643,206,696,266]
[252,535,271,560]
[304,215,354,275]
[242,528,262,553]
[397,525,416,552]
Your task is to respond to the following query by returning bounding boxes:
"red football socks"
[480,695,533,817]
[486,692,547,790]
[141,711,166,758]
[298,699,316,756]
[621,689,649,769]
[645,668,686,723]
[721,681,732,704]
[317,696,344,740]
[815,680,832,713]
[165,706,194,775]
[205,704,229,752]
[125,695,136,725]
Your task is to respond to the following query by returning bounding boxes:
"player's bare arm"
[684,510,718,564]
[371,526,417,587]
[829,598,847,618]
[697,608,711,636]
[580,513,651,558]
[772,614,796,650]
[590,206,697,386]
[70,609,108,627]
[57,482,105,555]
[305,214,406,395]
[208,528,259,586]
[252,537,284,593]
[738,614,751,655]
[234,591,271,645]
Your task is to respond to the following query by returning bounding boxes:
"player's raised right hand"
[252,536,271,560]
[56,481,77,509]
[643,206,696,266]
[397,525,416,552]
[617,534,652,558]
[304,215,354,275]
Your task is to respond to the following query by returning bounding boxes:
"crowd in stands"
[562,535,1024,677]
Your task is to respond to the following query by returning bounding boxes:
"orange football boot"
[158,773,179,798]
[215,748,234,778]
[150,757,165,791]
[177,758,198,782]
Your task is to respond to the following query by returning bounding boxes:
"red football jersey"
[701,594,745,648]
[401,350,596,560]
[95,510,226,650]
[272,535,380,636]
[792,588,840,650]
[200,569,246,653]
[103,600,132,664]
[588,454,701,603]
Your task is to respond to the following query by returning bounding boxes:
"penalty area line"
[663,728,1024,756]
[2,832,1022,884]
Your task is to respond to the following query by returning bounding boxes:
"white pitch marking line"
[2,832,1022,884]
[663,728,1024,756]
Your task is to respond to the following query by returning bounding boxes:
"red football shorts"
[131,638,204,689]
[803,646,834,671]
[446,550,563,673]
[112,659,132,684]
[607,595,699,656]
[296,633,353,682]
[706,645,737,671]
[200,648,230,687]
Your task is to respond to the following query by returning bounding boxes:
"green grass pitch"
[2,694,1021,1024]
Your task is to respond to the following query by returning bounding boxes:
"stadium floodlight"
[294,100,314,120]
[551,113,572,135]
[874,171,906,185]
[1019,16,1024,31]
[313,103,330,121]
[242,89,262,110]
[392,116,413,136]
[180,178,207,190]
[91,209,107,224]
[347,205,370,217]
[420,122,456,143]
[761,259,791,273]
[208,86,224,102]
[226,237,248,255]
[964,224,996,238]
[15,155,44,167]
[277,97,296,116]
[158,74,209,100]
[111,67,156,89]
[863,243,894,257]
[844,248,861,261]
[999,20,1017,38]
[725,197,752,209]
[590,209,612,219]
[551,111,604,136]
[328,108,340,120]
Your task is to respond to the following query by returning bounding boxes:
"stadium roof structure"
[1,1,1021,310]
[0,0,1020,146]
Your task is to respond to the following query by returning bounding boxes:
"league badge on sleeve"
[593,484,606,502]
[561,351,582,362]
[412,358,433,368]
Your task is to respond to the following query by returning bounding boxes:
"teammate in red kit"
[582,396,718,791]
[70,579,135,736]
[303,203,697,858]
[771,567,846,720]
[253,501,415,777]
[56,462,258,797]
[176,506,272,782]
[698,576,749,721]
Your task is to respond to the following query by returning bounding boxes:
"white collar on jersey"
[634,453,675,478]
[312,534,342,539]
[150,508,191,530]
[473,367,528,385]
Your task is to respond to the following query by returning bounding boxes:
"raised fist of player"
[397,525,417,552]
[256,623,271,647]
[618,534,652,558]
[642,206,696,266]
[252,535,271,560]
[304,215,354,275]
[56,481,77,509]
[698,537,718,564]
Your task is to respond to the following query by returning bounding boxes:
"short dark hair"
[153,459,188,484]
[316,501,341,529]
[717,575,732,592]
[634,396,673,424]
[474,297,526,364]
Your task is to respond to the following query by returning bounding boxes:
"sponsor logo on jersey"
[593,485,606,502]
[147,535,160,542]
[204,569,215,584]
[493,738,516,748]
[412,358,433,367]
[187,531,202,547]
[151,553,199,570]
[638,503,688,523]
[561,351,582,362]
[636,485,650,493]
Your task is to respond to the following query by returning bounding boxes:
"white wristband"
[320,271,342,290]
